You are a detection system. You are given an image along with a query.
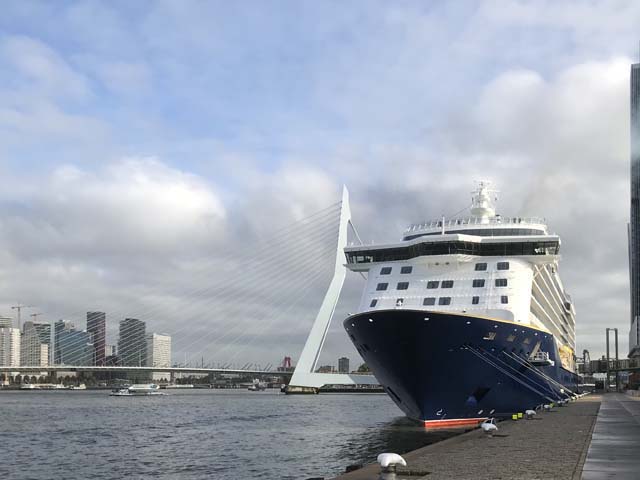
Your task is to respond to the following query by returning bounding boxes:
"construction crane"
[11,304,34,330]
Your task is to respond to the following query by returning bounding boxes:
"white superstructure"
[345,182,577,371]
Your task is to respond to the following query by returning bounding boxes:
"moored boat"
[343,182,580,427]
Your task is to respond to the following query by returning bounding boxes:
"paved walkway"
[332,396,601,480]
[581,393,640,479]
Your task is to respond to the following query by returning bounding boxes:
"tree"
[357,363,371,373]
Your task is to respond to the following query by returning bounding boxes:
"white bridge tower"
[286,186,379,393]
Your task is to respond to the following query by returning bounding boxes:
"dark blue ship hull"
[343,310,580,427]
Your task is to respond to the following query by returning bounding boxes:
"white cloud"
[1,158,227,261]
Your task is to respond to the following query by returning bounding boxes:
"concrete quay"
[581,393,640,479]
[332,396,602,480]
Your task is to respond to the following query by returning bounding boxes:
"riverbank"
[332,395,601,480]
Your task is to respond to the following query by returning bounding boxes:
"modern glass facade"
[118,318,146,366]
[630,62,640,357]
[87,312,106,366]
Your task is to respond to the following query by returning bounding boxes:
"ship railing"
[404,216,547,233]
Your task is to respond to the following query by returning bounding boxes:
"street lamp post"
[605,327,620,392]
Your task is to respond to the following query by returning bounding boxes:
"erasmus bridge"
[0,188,378,391]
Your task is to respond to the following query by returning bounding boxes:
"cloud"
[1,158,227,261]
[0,35,90,100]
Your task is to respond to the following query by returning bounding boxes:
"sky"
[0,0,638,367]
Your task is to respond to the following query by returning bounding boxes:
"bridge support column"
[286,186,378,393]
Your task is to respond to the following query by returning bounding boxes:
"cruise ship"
[343,182,579,427]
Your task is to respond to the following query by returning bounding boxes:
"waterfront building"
[53,319,94,365]
[25,321,51,347]
[0,317,12,329]
[145,333,171,368]
[20,322,49,367]
[338,356,350,373]
[87,312,106,366]
[631,58,640,357]
[0,327,20,366]
[57,330,94,365]
[105,344,117,357]
[54,320,75,364]
[118,318,146,366]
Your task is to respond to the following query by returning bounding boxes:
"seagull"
[543,404,552,411]
[481,418,498,437]
[525,409,536,419]
[377,453,407,472]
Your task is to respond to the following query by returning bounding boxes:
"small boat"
[109,388,132,396]
[248,379,267,391]
[69,383,87,390]
[163,384,194,389]
[110,384,166,396]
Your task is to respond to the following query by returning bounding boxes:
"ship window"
[380,267,392,275]
[400,266,413,274]
[423,297,436,306]
[472,279,485,288]
[438,297,452,305]
[506,334,516,342]
[441,280,454,288]
[501,295,509,304]
[397,282,409,290]
[472,296,480,305]
[376,283,388,291]
[497,261,510,270]
[483,332,496,341]
[396,298,404,307]
[495,278,508,287]
[370,299,378,308]
[475,263,487,271]
[427,281,439,289]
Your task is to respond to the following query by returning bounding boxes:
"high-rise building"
[145,333,171,368]
[118,318,146,366]
[630,58,640,357]
[87,312,106,366]
[338,356,350,373]
[0,327,20,366]
[31,322,51,346]
[54,320,75,364]
[21,322,49,367]
[0,317,12,329]
[53,320,94,365]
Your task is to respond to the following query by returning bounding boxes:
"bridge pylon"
[286,186,378,394]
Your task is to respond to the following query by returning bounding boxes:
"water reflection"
[334,415,463,474]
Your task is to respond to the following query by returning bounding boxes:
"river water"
[0,390,458,479]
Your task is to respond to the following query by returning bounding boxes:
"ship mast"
[470,181,498,224]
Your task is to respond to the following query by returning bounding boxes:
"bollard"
[511,414,518,420]
[517,412,523,419]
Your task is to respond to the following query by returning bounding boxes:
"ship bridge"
[345,235,560,270]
